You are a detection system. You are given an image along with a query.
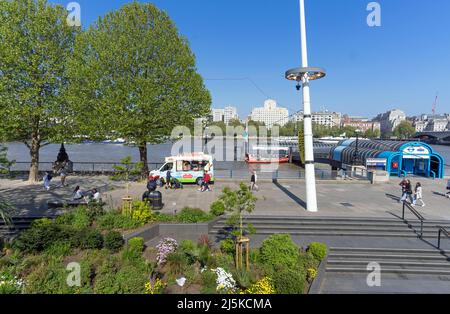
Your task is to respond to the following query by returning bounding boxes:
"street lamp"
[353,129,362,165]
[285,0,326,213]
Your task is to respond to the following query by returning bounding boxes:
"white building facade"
[211,109,225,122]
[250,99,289,128]
[223,106,238,125]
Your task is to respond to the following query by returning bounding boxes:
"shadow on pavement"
[272,179,306,210]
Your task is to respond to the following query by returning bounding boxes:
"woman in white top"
[413,182,425,207]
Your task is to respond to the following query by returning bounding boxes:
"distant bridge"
[414,131,450,145]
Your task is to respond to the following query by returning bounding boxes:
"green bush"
[104,231,124,252]
[96,212,141,230]
[219,239,235,255]
[297,252,319,270]
[13,224,77,254]
[166,251,189,277]
[154,213,176,223]
[43,241,72,257]
[122,237,145,261]
[272,266,307,294]
[176,207,212,223]
[72,208,92,229]
[259,234,300,269]
[30,218,53,228]
[200,269,217,294]
[307,242,328,262]
[210,201,225,217]
[75,229,104,250]
[127,201,155,226]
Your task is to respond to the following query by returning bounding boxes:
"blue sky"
[51,0,450,119]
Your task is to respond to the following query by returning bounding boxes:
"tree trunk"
[139,142,149,179]
[28,137,41,183]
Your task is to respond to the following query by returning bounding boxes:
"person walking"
[250,170,259,191]
[446,179,450,199]
[59,164,68,187]
[165,170,172,189]
[398,178,408,203]
[400,179,414,204]
[43,171,53,191]
[413,182,425,207]
[201,170,211,192]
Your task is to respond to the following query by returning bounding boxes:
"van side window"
[182,161,192,171]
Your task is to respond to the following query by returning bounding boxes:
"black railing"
[8,162,165,174]
[402,201,425,238]
[437,226,450,250]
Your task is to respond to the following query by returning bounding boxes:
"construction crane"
[432,93,439,115]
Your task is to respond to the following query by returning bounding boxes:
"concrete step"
[209,230,439,238]
[325,267,450,276]
[217,216,450,224]
[327,260,450,268]
[328,254,450,261]
[211,225,442,233]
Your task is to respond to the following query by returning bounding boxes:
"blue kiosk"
[327,140,445,179]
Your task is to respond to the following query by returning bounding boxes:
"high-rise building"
[250,99,289,128]
[211,109,225,122]
[223,106,238,125]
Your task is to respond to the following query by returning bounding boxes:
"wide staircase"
[0,216,53,240]
[210,212,450,293]
[210,215,450,239]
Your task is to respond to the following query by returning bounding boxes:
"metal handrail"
[437,226,450,250]
[402,201,425,238]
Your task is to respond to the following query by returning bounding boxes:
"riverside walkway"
[1,176,450,221]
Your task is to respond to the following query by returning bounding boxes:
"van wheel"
[196,177,203,186]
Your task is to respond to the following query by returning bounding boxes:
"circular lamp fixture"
[285,67,327,81]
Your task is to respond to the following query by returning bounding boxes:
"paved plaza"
[1,175,450,220]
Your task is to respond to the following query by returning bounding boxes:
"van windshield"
[160,163,173,172]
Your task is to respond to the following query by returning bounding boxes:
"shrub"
[179,240,199,264]
[30,218,53,228]
[128,201,155,226]
[297,252,319,270]
[198,235,212,248]
[156,238,178,266]
[104,231,124,252]
[154,213,176,223]
[96,212,141,230]
[210,201,225,217]
[166,251,189,277]
[232,268,252,290]
[241,277,276,295]
[200,269,217,294]
[72,208,92,229]
[176,207,212,223]
[13,224,76,254]
[259,234,300,269]
[76,229,104,250]
[0,270,24,294]
[220,239,235,255]
[307,268,318,282]
[44,241,72,257]
[122,237,145,261]
[272,266,307,294]
[307,242,328,262]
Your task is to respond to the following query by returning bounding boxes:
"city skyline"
[49,0,450,119]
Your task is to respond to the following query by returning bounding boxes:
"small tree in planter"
[217,183,257,270]
[112,156,143,213]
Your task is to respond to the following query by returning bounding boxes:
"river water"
[4,141,450,173]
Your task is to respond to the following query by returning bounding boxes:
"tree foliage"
[393,121,415,140]
[0,0,78,182]
[67,2,211,176]
[218,183,257,238]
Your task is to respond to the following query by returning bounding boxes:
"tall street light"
[285,0,326,212]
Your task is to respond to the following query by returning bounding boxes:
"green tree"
[247,120,267,137]
[394,121,416,140]
[217,183,257,238]
[364,128,381,139]
[0,145,15,174]
[228,118,245,128]
[67,2,211,177]
[0,0,79,182]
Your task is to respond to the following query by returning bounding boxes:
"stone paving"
[1,175,450,221]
